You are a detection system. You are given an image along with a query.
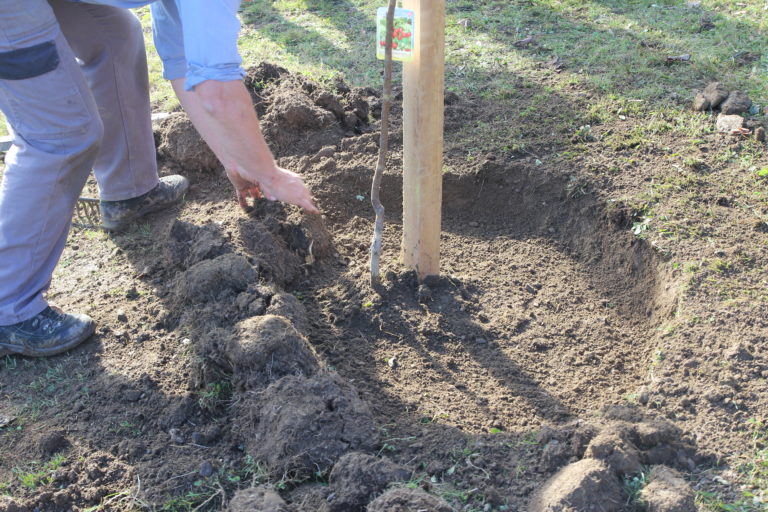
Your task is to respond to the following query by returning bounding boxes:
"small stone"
[468,221,479,227]
[116,310,128,323]
[525,284,537,294]
[716,114,744,133]
[169,428,184,444]
[755,126,766,143]
[475,337,488,344]
[387,356,398,369]
[0,414,14,428]
[199,461,214,477]
[720,90,752,115]
[417,284,432,303]
[638,390,650,405]
[191,432,204,445]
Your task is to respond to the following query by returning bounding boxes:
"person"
[0,0,318,358]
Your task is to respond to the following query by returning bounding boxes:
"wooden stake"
[401,0,445,281]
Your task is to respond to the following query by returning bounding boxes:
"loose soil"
[0,63,766,512]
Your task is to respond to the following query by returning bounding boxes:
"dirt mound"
[526,410,702,510]
[366,487,454,512]
[238,219,304,286]
[265,291,311,336]
[172,253,257,304]
[165,220,231,268]
[536,409,699,476]
[327,452,411,511]
[252,66,377,157]
[280,210,334,262]
[155,62,375,171]
[227,315,320,391]
[244,62,288,104]
[235,373,378,478]
[155,112,220,172]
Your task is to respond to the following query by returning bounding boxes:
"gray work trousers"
[0,0,158,325]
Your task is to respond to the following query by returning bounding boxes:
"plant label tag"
[376,7,415,62]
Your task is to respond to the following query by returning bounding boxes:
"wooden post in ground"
[401,0,445,281]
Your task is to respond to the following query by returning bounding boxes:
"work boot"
[0,307,95,358]
[100,174,189,231]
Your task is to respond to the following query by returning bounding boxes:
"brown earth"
[0,63,766,511]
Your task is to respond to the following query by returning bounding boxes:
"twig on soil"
[166,469,198,481]
[369,0,397,288]
[465,456,491,479]
[191,487,222,512]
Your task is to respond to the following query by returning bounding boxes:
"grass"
[197,381,233,412]
[11,453,66,492]
[157,456,280,512]
[696,419,768,511]
[739,419,768,506]
[623,469,650,508]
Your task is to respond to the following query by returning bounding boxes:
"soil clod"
[367,487,454,512]
[227,314,320,391]
[529,458,623,512]
[172,253,257,305]
[236,373,378,478]
[229,485,289,512]
[639,466,696,512]
[327,452,411,511]
[155,112,220,172]
[720,90,752,115]
[693,82,729,111]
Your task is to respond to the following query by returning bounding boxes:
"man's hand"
[226,166,318,213]
[171,79,319,214]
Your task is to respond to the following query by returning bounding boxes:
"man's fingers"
[237,190,249,210]
[297,195,320,213]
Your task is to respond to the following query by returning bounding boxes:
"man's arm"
[172,78,318,212]
[151,0,317,212]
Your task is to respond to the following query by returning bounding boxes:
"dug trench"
[0,64,706,512]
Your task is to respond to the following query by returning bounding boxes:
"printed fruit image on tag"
[376,7,415,62]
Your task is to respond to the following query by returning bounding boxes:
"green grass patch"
[11,453,66,492]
